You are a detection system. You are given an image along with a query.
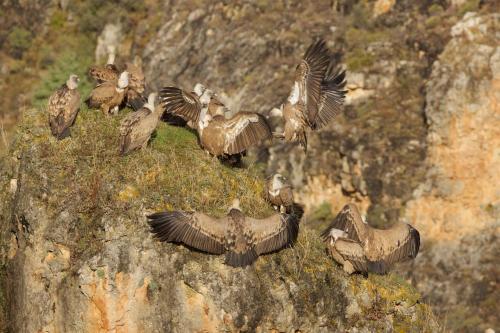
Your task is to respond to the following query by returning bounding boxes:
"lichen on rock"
[0,106,438,332]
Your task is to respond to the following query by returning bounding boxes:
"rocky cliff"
[0,108,436,332]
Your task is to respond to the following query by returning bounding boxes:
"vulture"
[160,84,272,160]
[159,83,227,129]
[86,71,129,115]
[264,174,294,211]
[88,52,119,83]
[47,74,81,139]
[124,57,146,110]
[276,39,347,151]
[119,93,161,155]
[321,204,420,275]
[147,199,303,267]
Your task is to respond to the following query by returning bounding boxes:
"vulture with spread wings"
[47,74,81,140]
[276,39,347,151]
[147,200,302,267]
[160,85,272,160]
[321,204,420,274]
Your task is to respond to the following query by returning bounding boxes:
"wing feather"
[321,204,365,243]
[311,65,347,129]
[223,112,272,155]
[376,225,420,267]
[293,39,330,121]
[160,87,202,124]
[246,210,301,255]
[147,211,226,254]
[333,238,369,273]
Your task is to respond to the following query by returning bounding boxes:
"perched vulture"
[147,199,302,267]
[47,74,81,140]
[264,173,294,211]
[124,57,146,110]
[321,204,420,274]
[119,93,161,155]
[160,84,271,159]
[276,39,347,151]
[159,83,227,129]
[86,71,129,115]
[88,52,119,83]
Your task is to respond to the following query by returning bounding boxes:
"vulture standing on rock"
[160,84,272,161]
[321,204,420,275]
[264,173,294,211]
[119,93,161,155]
[276,39,347,151]
[47,74,81,140]
[86,71,129,115]
[147,199,303,267]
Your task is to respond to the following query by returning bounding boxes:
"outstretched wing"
[310,65,346,129]
[245,211,301,255]
[159,87,202,124]
[147,211,226,254]
[291,39,330,119]
[223,112,272,155]
[370,225,420,269]
[321,204,365,243]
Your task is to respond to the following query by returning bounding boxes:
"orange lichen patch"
[373,0,396,17]
[118,185,140,202]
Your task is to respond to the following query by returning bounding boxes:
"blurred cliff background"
[0,0,498,331]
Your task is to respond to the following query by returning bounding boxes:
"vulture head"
[144,93,157,112]
[118,71,130,89]
[193,83,214,105]
[229,198,241,212]
[270,173,288,192]
[66,74,80,90]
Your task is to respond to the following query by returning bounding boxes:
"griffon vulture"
[47,74,81,139]
[276,39,347,151]
[265,173,294,211]
[86,71,129,115]
[119,93,161,155]
[147,199,302,267]
[88,52,119,84]
[321,204,420,274]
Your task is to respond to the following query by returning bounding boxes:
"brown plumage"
[88,52,119,83]
[147,200,302,267]
[124,58,146,110]
[321,204,420,274]
[199,111,272,157]
[265,174,294,210]
[159,83,228,128]
[119,93,161,155]
[47,74,81,140]
[86,71,129,115]
[278,39,347,151]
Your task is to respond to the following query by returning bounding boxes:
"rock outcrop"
[403,12,500,332]
[0,109,437,332]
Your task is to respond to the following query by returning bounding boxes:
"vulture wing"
[367,225,420,273]
[147,211,226,254]
[119,107,151,155]
[126,89,147,111]
[222,112,272,155]
[321,204,366,243]
[333,238,369,273]
[125,62,145,93]
[159,87,202,124]
[310,65,347,130]
[245,211,301,255]
[87,82,116,107]
[291,39,330,120]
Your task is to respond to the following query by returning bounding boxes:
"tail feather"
[225,248,259,268]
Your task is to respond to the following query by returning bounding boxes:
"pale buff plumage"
[119,93,162,155]
[321,204,420,274]
[87,71,129,115]
[47,74,81,139]
[264,174,294,210]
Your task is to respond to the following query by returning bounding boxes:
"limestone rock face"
[0,110,437,332]
[403,12,500,332]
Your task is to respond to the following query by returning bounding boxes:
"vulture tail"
[225,248,258,268]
